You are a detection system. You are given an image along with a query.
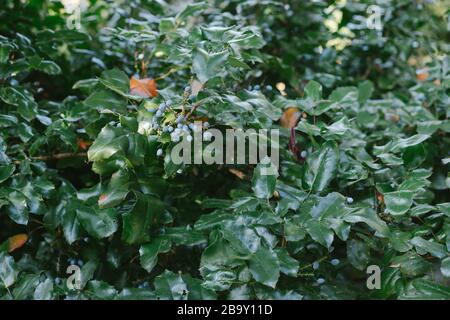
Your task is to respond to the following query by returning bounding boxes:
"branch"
[14,152,87,164]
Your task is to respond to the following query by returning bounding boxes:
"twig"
[14,152,87,164]
[155,67,186,81]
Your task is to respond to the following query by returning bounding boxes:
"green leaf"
[305,220,334,248]
[98,169,130,209]
[87,125,128,162]
[84,89,126,113]
[440,257,450,278]
[358,80,374,104]
[12,274,39,299]
[274,248,299,277]
[0,164,15,184]
[77,205,118,239]
[410,237,447,259]
[176,2,208,21]
[0,252,18,288]
[154,270,188,300]
[305,80,322,102]
[61,201,81,244]
[248,246,280,288]
[86,280,117,300]
[36,60,61,75]
[192,47,229,83]
[122,193,165,244]
[400,279,450,300]
[99,68,129,94]
[139,238,171,273]
[303,141,339,193]
[384,191,414,216]
[252,161,278,199]
[347,239,370,271]
[343,207,390,237]
[34,279,54,300]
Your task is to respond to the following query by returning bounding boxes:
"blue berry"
[177,123,183,129]
[186,135,193,142]
[166,99,172,106]
[176,115,185,124]
[171,132,180,142]
[312,261,320,270]
[331,259,340,266]
[316,278,325,285]
[346,197,354,204]
[148,108,156,113]
[157,149,163,157]
[266,85,273,91]
[254,84,260,90]
[184,86,190,92]
[300,150,307,158]
[182,124,189,132]
[167,126,174,133]
[55,277,61,285]
[176,169,183,174]
[155,110,163,117]
[188,95,196,102]
[203,131,212,141]
[77,260,84,267]
[203,122,210,128]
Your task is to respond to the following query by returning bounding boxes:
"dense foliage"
[0,0,449,300]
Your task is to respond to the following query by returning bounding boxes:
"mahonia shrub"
[0,0,449,300]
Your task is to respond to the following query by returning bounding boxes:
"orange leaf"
[376,191,384,204]
[228,168,246,180]
[130,76,158,98]
[8,234,28,252]
[77,139,91,150]
[416,72,429,82]
[98,194,108,204]
[280,107,301,129]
